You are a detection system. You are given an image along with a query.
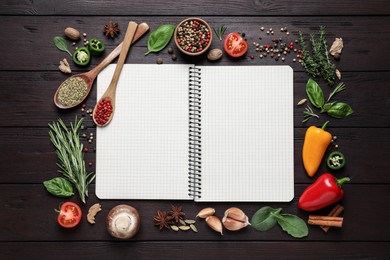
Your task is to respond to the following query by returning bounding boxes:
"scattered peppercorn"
[171,54,177,61]
[83,33,87,37]
[168,47,174,54]
[88,162,93,167]
[156,57,163,64]
[83,147,89,153]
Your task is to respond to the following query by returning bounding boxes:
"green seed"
[179,226,190,231]
[184,219,196,224]
[170,225,179,231]
[179,219,187,226]
[190,224,198,233]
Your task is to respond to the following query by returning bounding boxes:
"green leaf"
[321,101,336,113]
[43,177,74,198]
[276,214,308,238]
[326,102,354,118]
[53,36,72,56]
[145,24,175,55]
[306,78,324,109]
[251,206,282,231]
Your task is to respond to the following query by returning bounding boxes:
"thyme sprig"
[213,25,227,41]
[299,27,336,85]
[48,117,95,203]
[327,82,346,102]
[303,105,319,123]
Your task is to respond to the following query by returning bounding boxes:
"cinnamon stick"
[308,215,343,228]
[321,204,344,232]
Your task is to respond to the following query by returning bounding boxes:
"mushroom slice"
[106,204,141,239]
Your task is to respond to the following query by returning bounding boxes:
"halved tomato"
[223,32,248,58]
[56,202,82,228]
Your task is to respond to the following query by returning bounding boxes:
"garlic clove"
[224,207,249,224]
[222,216,249,231]
[205,216,223,235]
[196,207,215,219]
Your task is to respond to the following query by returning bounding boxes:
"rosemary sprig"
[48,117,95,203]
[303,105,320,123]
[327,82,346,102]
[299,27,336,85]
[213,25,227,41]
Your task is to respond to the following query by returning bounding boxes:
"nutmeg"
[207,48,223,61]
[64,27,81,41]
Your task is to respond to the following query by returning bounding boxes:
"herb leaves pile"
[299,27,336,85]
[304,78,353,122]
[46,117,95,203]
[251,206,308,238]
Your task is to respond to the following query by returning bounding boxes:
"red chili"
[94,98,113,125]
[298,173,350,212]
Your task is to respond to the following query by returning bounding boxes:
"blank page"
[96,64,191,200]
[197,66,294,202]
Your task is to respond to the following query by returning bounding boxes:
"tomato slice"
[57,202,82,228]
[223,32,248,58]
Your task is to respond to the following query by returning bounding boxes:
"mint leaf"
[276,214,308,238]
[251,206,282,231]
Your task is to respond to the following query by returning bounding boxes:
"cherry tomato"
[56,202,82,228]
[223,32,248,58]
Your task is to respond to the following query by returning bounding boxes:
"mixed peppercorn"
[176,19,211,53]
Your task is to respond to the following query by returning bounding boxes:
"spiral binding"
[188,66,202,199]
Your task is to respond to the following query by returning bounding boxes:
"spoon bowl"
[53,23,150,109]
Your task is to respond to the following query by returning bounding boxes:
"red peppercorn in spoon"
[93,21,138,127]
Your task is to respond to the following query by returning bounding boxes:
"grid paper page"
[96,64,191,200]
[197,66,294,202]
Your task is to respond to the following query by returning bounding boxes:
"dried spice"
[104,21,120,38]
[153,210,173,230]
[57,77,88,107]
[168,205,185,222]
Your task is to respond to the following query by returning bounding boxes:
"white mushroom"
[106,205,140,239]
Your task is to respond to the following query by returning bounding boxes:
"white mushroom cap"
[106,205,140,239]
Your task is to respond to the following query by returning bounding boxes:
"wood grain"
[1,0,390,16]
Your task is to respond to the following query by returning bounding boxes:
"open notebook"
[96,64,294,202]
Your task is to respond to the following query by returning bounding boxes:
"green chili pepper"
[72,47,91,66]
[88,38,105,54]
[326,151,346,170]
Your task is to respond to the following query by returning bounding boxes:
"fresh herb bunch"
[48,117,95,203]
[213,25,227,41]
[303,78,353,122]
[299,27,336,85]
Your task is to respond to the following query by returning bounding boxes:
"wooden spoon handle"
[106,21,138,95]
[86,22,149,78]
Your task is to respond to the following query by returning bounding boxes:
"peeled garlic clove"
[196,207,215,219]
[205,216,223,235]
[224,207,249,224]
[222,216,249,231]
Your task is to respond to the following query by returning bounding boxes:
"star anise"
[103,21,120,38]
[153,210,173,230]
[168,205,185,223]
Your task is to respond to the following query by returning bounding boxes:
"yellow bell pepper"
[302,121,332,177]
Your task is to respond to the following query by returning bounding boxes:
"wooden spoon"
[53,22,149,109]
[92,21,138,127]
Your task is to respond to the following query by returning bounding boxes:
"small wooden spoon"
[92,21,138,127]
[54,22,149,109]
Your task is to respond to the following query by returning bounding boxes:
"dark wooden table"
[1,1,389,259]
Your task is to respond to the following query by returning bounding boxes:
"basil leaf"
[145,24,175,56]
[276,214,308,238]
[43,177,74,197]
[326,102,354,118]
[321,101,336,113]
[53,36,72,56]
[306,78,324,109]
[251,206,282,231]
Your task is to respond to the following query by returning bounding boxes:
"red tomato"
[57,202,82,228]
[223,32,248,58]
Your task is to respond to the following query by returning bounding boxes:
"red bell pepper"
[298,173,350,212]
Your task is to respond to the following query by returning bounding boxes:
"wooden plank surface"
[1,0,390,16]
[1,0,389,259]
